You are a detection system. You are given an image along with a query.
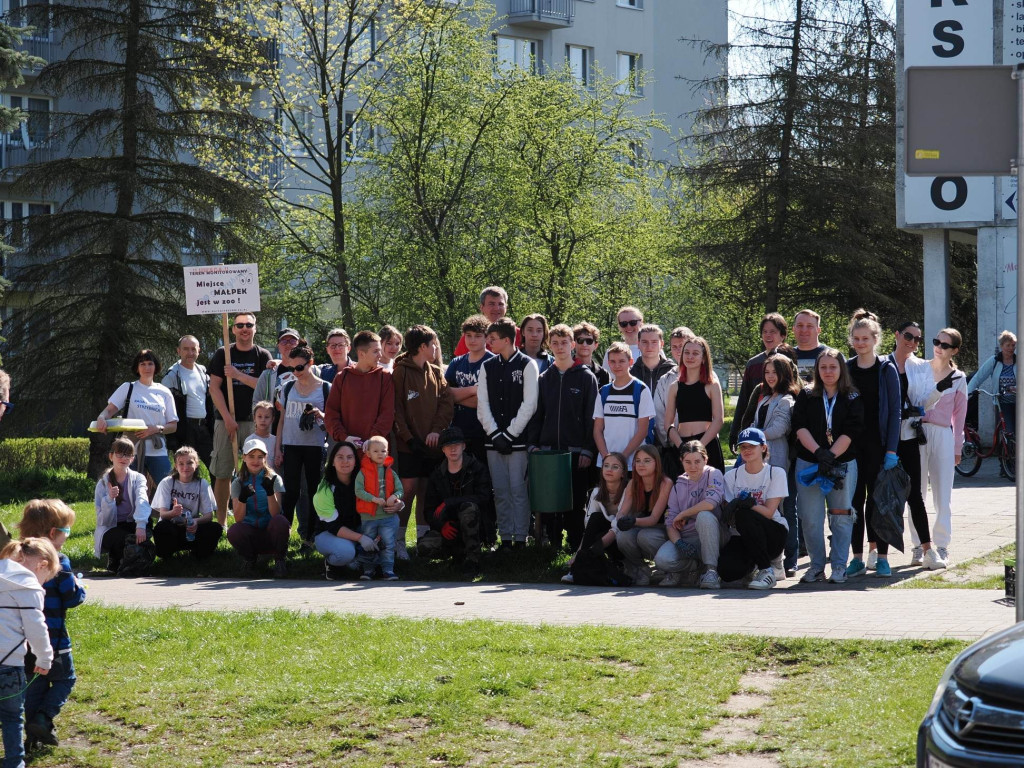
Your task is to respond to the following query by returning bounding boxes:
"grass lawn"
[24,606,959,768]
[892,543,1015,591]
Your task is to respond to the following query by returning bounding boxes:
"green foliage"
[0,437,88,473]
[0,466,94,504]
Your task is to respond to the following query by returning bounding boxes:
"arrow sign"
[1007,191,1017,214]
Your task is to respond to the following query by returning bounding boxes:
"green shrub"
[0,438,89,473]
[0,466,95,504]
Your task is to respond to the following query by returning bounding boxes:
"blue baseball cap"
[736,427,767,446]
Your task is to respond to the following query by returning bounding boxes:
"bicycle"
[956,389,1015,480]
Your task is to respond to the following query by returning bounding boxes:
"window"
[7,95,51,148]
[344,111,375,159]
[566,45,592,86]
[617,0,643,8]
[615,53,642,95]
[5,0,50,40]
[350,17,379,65]
[281,104,313,156]
[495,35,538,73]
[3,200,52,250]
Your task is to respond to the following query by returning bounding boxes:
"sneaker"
[325,561,343,581]
[560,573,575,584]
[748,567,777,590]
[299,539,315,555]
[771,554,785,581]
[26,713,57,747]
[800,568,825,583]
[632,563,651,587]
[866,550,878,570]
[923,548,948,570]
[396,540,410,561]
[846,558,867,578]
[785,568,797,579]
[382,571,399,581]
[272,560,287,578]
[875,559,892,577]
[828,567,847,584]
[910,546,924,566]
[359,572,373,581]
[699,569,722,589]
[659,571,683,587]
[937,547,950,564]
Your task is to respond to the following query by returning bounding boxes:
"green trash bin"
[528,450,573,513]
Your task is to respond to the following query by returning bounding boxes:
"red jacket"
[324,365,395,443]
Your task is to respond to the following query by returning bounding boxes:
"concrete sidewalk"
[84,462,1020,642]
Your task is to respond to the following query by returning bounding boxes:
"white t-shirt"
[175,364,208,419]
[152,476,216,519]
[592,378,655,469]
[109,381,178,457]
[602,344,641,371]
[723,464,789,530]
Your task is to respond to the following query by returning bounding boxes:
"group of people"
[86,285,969,590]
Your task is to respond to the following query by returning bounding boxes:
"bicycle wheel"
[1000,434,1015,481]
[956,439,982,477]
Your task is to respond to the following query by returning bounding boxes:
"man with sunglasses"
[208,313,273,522]
[573,322,609,388]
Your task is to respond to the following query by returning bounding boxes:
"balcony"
[0,143,55,172]
[508,0,573,29]
[21,36,53,68]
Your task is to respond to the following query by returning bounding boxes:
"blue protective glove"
[883,452,899,471]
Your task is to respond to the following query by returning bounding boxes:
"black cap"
[438,426,466,449]
[278,327,300,341]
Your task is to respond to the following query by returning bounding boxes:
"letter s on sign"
[932,20,965,58]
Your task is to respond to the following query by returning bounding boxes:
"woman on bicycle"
[845,310,901,579]
[889,322,944,570]
[907,328,967,566]
[968,330,1016,437]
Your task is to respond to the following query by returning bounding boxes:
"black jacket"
[423,454,491,526]
[527,361,598,458]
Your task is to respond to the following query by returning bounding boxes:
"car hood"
[956,621,1024,707]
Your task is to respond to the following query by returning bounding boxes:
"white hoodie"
[0,559,52,670]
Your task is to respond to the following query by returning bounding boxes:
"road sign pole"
[1015,64,1024,621]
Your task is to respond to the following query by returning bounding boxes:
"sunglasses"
[619,319,640,328]
[902,331,923,343]
[55,526,71,535]
[291,363,309,372]
[932,338,958,350]
[235,322,255,329]
[576,338,596,345]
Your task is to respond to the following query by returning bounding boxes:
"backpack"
[164,364,210,452]
[599,380,656,446]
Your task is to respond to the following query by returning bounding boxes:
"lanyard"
[823,392,837,446]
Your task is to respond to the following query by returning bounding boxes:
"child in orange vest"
[354,435,404,580]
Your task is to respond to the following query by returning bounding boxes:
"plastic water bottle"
[184,510,195,542]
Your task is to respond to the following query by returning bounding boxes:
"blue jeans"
[314,531,358,567]
[142,454,171,484]
[358,514,399,575]
[0,665,26,768]
[796,458,858,575]
[25,651,75,722]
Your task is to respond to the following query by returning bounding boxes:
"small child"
[354,435,404,580]
[0,537,59,767]
[245,401,277,470]
[18,500,86,749]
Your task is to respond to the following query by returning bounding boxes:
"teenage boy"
[793,309,827,383]
[477,317,539,547]
[445,315,495,463]
[208,313,273,522]
[602,306,646,368]
[162,334,213,470]
[630,325,675,431]
[573,322,609,388]
[323,330,395,449]
[453,286,521,356]
[527,324,598,552]
[729,313,788,451]
[593,342,655,470]
[418,426,490,579]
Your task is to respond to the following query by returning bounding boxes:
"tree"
[675,0,919,364]
[0,0,268,441]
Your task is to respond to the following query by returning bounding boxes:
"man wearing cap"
[418,426,490,579]
[208,313,273,523]
[251,327,302,415]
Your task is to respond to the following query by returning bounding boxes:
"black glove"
[936,372,956,392]
[407,437,428,456]
[586,537,606,556]
[814,447,836,471]
[492,434,514,455]
[261,475,276,495]
[239,484,255,503]
[612,515,636,533]
[298,406,316,431]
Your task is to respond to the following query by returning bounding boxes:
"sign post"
[183,264,261,474]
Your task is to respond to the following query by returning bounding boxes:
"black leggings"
[852,439,888,556]
[718,507,787,580]
[897,437,931,545]
[281,444,324,540]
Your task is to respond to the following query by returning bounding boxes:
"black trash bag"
[871,464,910,553]
[119,540,156,577]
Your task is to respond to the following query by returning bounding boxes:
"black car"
[918,621,1024,767]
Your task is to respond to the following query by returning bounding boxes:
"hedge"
[0,438,90,474]
[0,467,95,504]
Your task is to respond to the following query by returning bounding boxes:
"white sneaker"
[828,567,847,584]
[910,546,923,566]
[748,567,777,590]
[699,569,721,589]
[800,568,825,583]
[560,573,574,584]
[659,571,683,587]
[937,547,950,565]
[396,540,410,561]
[923,548,947,570]
[866,550,878,570]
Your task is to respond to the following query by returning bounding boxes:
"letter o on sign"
[930,177,968,211]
